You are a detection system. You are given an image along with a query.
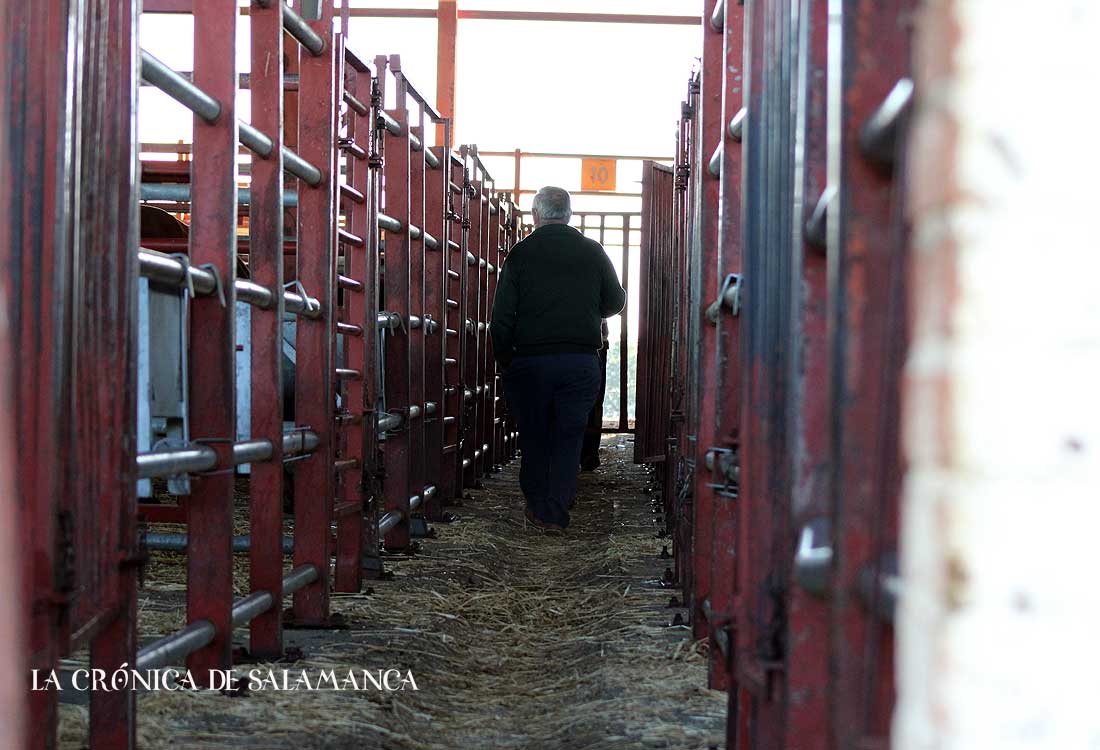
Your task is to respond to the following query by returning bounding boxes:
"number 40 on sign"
[581,158,617,192]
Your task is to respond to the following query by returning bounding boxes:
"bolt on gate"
[3,0,519,746]
[635,1,914,749]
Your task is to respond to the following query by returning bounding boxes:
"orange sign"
[581,158,617,192]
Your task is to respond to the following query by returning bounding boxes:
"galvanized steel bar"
[140,49,221,123]
[282,3,325,56]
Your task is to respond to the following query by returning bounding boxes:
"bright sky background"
[140,0,701,214]
[139,1,702,421]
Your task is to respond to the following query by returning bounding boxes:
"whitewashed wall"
[898,1,1100,748]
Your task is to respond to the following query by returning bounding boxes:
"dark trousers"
[503,352,601,527]
[580,343,609,468]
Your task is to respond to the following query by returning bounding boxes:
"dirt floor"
[58,436,726,749]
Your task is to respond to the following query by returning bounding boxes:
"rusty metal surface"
[825,1,911,746]
[247,0,286,657]
[184,0,239,681]
[380,57,414,550]
[290,0,337,624]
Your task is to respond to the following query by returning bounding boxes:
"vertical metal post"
[826,0,909,745]
[513,150,522,208]
[482,189,499,471]
[247,0,286,656]
[618,215,629,431]
[443,151,467,501]
[423,143,448,518]
[292,0,337,624]
[381,60,413,549]
[334,43,371,593]
[87,0,141,744]
[782,0,831,745]
[407,100,427,522]
[434,0,457,147]
[462,159,482,488]
[690,0,726,653]
[186,0,239,680]
[0,5,66,743]
[361,67,385,575]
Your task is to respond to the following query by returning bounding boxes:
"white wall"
[898,2,1100,748]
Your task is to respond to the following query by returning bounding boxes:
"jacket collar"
[531,222,578,237]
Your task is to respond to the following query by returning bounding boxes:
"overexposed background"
[139,0,702,423]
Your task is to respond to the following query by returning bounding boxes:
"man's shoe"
[525,508,564,534]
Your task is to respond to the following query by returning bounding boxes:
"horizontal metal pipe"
[283,564,320,595]
[231,590,274,629]
[408,405,421,420]
[135,620,216,672]
[140,49,221,123]
[378,213,402,233]
[377,311,401,329]
[707,141,723,178]
[425,402,437,415]
[461,458,472,469]
[377,412,403,431]
[137,446,217,480]
[235,280,275,309]
[238,121,275,158]
[408,315,421,329]
[859,77,914,166]
[709,0,725,32]
[447,239,461,251]
[409,132,423,151]
[140,250,318,317]
[467,252,477,266]
[142,532,294,554]
[410,224,423,240]
[794,520,832,598]
[343,90,369,117]
[424,149,441,169]
[408,494,422,512]
[729,107,746,143]
[423,232,439,250]
[338,275,364,293]
[804,185,835,250]
[283,430,320,455]
[283,146,323,187]
[283,290,323,319]
[337,321,363,337]
[140,183,300,207]
[137,429,318,480]
[338,228,365,247]
[335,368,362,380]
[377,110,401,137]
[282,4,325,56]
[378,510,403,536]
[233,439,273,465]
[136,565,318,671]
[339,182,366,204]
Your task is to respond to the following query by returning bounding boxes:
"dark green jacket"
[490,223,626,364]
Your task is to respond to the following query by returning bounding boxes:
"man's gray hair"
[532,186,572,222]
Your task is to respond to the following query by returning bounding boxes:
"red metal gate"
[635,2,916,748]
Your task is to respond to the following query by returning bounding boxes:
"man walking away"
[490,187,626,531]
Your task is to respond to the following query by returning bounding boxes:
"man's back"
[490,223,626,361]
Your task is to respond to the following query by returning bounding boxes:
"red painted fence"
[635,1,915,748]
[1,1,518,747]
